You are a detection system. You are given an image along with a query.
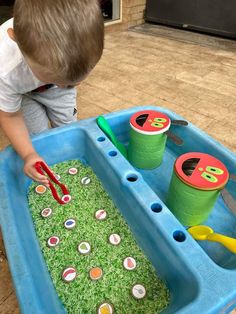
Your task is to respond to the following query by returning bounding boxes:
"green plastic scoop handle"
[96,116,127,158]
[188,225,236,254]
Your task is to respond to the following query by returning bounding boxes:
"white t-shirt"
[0,18,44,113]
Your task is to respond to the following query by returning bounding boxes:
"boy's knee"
[50,107,77,128]
[21,97,50,134]
[25,118,49,135]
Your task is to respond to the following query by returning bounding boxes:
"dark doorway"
[0,0,14,24]
[100,0,113,20]
[145,0,236,39]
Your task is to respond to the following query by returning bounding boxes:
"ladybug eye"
[206,166,224,175]
[201,172,218,183]
[154,118,167,123]
[151,122,164,128]
[151,117,167,128]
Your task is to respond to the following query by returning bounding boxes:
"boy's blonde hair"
[13,0,104,83]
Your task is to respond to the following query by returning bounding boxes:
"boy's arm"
[0,110,49,185]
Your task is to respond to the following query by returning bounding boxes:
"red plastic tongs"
[34,161,71,205]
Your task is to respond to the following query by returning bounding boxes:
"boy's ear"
[7,28,16,41]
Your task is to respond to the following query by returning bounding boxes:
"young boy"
[0,0,104,186]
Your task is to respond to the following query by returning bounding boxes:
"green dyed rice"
[29,160,170,314]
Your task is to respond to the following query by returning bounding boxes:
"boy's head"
[12,0,104,85]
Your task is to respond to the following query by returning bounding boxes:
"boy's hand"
[23,152,50,187]
[0,110,50,187]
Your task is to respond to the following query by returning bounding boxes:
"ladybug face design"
[175,152,229,190]
[130,110,171,134]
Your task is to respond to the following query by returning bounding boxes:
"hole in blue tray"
[97,136,106,142]
[126,174,138,182]
[109,151,118,157]
[151,203,163,213]
[173,230,186,242]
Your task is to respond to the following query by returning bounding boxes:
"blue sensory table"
[0,106,236,314]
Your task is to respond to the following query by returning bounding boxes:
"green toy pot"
[127,110,171,169]
[166,152,229,226]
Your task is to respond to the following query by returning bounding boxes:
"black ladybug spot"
[136,114,148,127]
[182,158,200,176]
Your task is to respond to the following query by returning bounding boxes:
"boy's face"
[26,57,82,88]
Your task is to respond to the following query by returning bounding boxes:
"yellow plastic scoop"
[188,225,236,254]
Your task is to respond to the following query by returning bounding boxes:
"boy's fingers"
[34,173,47,181]
[30,169,46,180]
[28,168,49,185]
